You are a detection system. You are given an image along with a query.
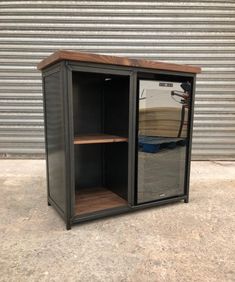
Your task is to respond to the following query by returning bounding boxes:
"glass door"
[136,78,191,204]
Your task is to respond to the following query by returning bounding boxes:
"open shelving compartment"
[72,71,130,216]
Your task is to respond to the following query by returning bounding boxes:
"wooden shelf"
[74,134,128,145]
[75,187,127,215]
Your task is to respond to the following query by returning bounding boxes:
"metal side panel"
[0,1,235,159]
[43,68,67,217]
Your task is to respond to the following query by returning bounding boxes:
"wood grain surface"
[75,187,127,215]
[37,50,201,74]
[74,134,128,144]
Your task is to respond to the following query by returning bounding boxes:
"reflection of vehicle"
[139,81,191,138]
[171,82,191,137]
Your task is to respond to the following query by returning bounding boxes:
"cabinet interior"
[72,71,130,215]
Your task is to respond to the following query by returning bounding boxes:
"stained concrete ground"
[0,160,235,282]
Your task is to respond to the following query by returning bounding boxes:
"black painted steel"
[105,142,128,200]
[44,69,67,215]
[128,72,137,206]
[184,75,196,203]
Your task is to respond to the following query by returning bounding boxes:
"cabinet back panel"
[104,142,128,200]
[104,77,129,137]
[73,73,103,135]
[74,144,103,188]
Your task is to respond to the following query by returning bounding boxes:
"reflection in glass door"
[137,79,191,204]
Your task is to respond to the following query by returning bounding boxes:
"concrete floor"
[0,160,235,282]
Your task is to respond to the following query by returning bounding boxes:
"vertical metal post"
[184,75,196,203]
[128,71,137,206]
[62,61,73,229]
[41,73,50,206]
[66,63,76,224]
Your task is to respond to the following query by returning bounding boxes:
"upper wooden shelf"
[74,134,128,145]
[37,50,201,74]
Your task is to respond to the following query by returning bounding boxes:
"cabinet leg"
[47,201,51,206]
[66,222,71,230]
[184,197,189,203]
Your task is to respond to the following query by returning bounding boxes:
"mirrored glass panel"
[137,79,191,204]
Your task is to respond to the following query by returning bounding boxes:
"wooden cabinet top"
[37,50,201,74]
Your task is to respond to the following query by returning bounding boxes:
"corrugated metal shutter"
[0,1,235,159]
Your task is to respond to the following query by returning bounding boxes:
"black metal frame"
[41,59,197,230]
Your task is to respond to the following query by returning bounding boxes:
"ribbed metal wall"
[0,1,235,159]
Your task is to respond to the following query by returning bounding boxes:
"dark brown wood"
[74,134,128,144]
[75,187,127,215]
[37,50,201,74]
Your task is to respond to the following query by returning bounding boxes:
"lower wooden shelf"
[74,134,128,145]
[75,187,127,215]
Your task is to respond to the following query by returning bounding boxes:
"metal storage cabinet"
[38,50,201,230]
